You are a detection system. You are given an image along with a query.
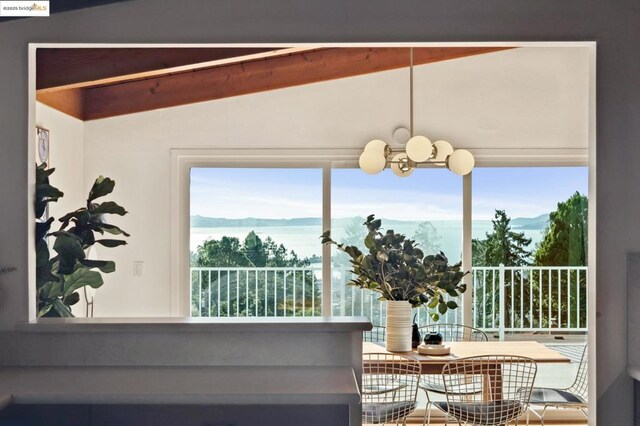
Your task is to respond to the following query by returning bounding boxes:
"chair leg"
[423,401,432,426]
[539,405,549,426]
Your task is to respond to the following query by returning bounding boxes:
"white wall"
[81,47,590,317]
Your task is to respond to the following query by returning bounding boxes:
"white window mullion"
[321,165,332,317]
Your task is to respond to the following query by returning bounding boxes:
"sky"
[190,167,588,221]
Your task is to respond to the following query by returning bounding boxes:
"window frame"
[171,148,587,318]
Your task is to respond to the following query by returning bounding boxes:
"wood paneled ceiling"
[36,46,512,121]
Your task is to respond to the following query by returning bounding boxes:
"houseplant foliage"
[35,163,129,317]
[321,215,467,322]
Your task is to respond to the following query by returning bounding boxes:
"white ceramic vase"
[385,300,413,352]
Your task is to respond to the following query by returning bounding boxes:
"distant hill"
[190,216,321,228]
[511,214,549,230]
[192,214,550,229]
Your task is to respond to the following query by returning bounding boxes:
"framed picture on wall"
[36,126,50,166]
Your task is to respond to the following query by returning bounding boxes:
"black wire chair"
[418,324,488,425]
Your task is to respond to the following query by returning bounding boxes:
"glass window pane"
[331,168,462,327]
[189,168,323,318]
[471,167,588,331]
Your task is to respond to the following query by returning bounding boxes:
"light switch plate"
[133,261,144,277]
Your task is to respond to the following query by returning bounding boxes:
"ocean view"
[190,217,547,263]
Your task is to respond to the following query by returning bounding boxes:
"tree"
[413,221,442,254]
[534,192,588,329]
[472,210,532,266]
[191,231,318,317]
[471,210,533,328]
[534,192,588,266]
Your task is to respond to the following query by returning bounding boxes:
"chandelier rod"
[409,47,414,138]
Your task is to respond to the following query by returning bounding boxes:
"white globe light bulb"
[446,149,475,176]
[359,150,386,175]
[405,135,433,163]
[364,139,390,156]
[390,153,414,177]
[432,140,454,163]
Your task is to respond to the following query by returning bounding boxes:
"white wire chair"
[418,324,488,425]
[527,344,588,425]
[436,355,537,426]
[362,353,421,425]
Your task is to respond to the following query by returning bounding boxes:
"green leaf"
[36,217,54,242]
[36,184,64,200]
[91,201,127,216]
[99,223,131,237]
[438,302,448,315]
[95,239,127,248]
[430,313,440,322]
[446,300,459,309]
[63,267,104,296]
[63,292,80,306]
[38,304,53,317]
[80,259,116,273]
[53,232,85,275]
[87,176,115,202]
[51,298,73,317]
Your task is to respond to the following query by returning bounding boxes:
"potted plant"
[322,215,467,352]
[35,163,129,317]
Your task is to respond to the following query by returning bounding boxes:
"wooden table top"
[363,341,571,364]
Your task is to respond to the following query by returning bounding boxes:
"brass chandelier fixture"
[358,48,475,177]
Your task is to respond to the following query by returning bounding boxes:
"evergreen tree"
[413,221,442,254]
[472,210,532,266]
[534,192,588,266]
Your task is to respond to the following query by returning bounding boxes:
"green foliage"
[322,215,467,320]
[472,210,532,266]
[534,192,588,266]
[35,164,129,317]
[192,231,309,268]
[191,231,318,317]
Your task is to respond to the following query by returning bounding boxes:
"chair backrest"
[441,356,537,425]
[419,323,488,342]
[362,353,421,423]
[363,325,386,343]
[568,344,588,402]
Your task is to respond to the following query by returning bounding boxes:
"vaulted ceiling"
[36,46,511,121]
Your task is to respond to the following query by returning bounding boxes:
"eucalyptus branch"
[321,214,467,318]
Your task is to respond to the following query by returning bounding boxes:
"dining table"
[363,340,571,400]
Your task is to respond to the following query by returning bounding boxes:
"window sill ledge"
[16,316,372,333]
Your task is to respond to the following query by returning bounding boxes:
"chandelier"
[358,48,475,177]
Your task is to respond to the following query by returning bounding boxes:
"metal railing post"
[499,263,506,341]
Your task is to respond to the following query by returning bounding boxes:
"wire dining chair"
[418,324,488,425]
[362,353,421,425]
[419,323,489,343]
[527,344,588,425]
[363,325,386,344]
[436,355,537,426]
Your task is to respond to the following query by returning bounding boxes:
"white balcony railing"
[191,265,588,336]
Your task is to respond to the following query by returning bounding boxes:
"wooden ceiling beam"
[37,46,513,121]
[83,47,512,120]
[37,88,85,120]
[36,47,286,91]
